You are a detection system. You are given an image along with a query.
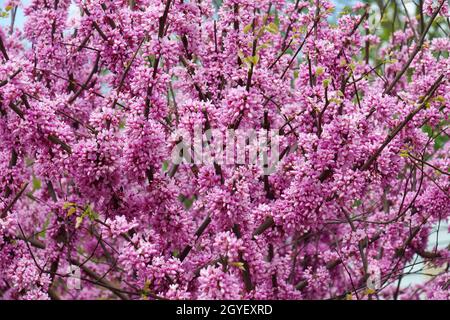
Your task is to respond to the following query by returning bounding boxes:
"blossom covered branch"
[0,0,449,300]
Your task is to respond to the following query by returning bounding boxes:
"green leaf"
[399,149,409,158]
[352,199,362,208]
[339,5,352,17]
[67,207,77,217]
[434,134,449,150]
[256,42,270,51]
[230,261,246,271]
[141,280,152,300]
[266,22,279,34]
[183,197,195,210]
[316,66,325,76]
[63,202,76,209]
[243,54,260,66]
[37,215,51,239]
[422,125,433,136]
[84,205,98,220]
[385,59,398,64]
[349,63,356,72]
[434,95,445,103]
[365,288,376,295]
[243,23,253,34]
[162,160,169,172]
[251,54,260,65]
[179,194,195,210]
[32,176,41,190]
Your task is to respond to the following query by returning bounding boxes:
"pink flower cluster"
[0,0,449,300]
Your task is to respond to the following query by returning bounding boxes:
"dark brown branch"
[233,224,254,292]
[0,34,10,61]
[68,53,100,104]
[0,68,22,88]
[158,0,172,38]
[179,215,212,262]
[1,183,28,219]
[252,216,275,238]
[47,134,73,154]
[8,101,24,119]
[280,20,318,79]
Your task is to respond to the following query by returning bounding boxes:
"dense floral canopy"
[0,0,449,300]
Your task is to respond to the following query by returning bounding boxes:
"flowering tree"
[0,0,449,300]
